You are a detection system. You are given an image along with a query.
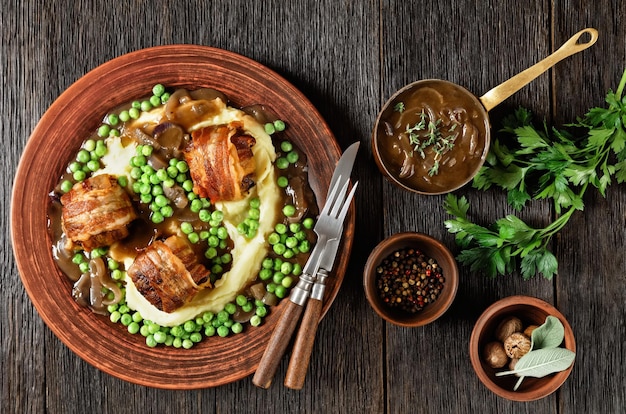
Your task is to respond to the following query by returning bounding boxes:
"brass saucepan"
[373,28,599,195]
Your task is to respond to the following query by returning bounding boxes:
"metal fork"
[252,174,357,389]
[288,176,356,307]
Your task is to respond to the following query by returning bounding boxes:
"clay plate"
[11,45,354,389]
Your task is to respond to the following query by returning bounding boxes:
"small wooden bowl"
[363,232,459,327]
[469,296,576,401]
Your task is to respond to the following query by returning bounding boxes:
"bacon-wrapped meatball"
[127,235,211,313]
[184,122,256,202]
[60,174,137,252]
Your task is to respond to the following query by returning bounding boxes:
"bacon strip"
[128,235,211,313]
[60,174,137,252]
[184,123,256,202]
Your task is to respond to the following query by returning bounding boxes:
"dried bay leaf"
[495,348,575,378]
[531,315,565,350]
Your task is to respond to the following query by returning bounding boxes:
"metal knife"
[284,179,357,389]
[252,142,360,389]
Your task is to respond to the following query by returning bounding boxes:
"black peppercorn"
[375,248,445,313]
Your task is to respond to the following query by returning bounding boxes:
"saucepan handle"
[479,28,598,112]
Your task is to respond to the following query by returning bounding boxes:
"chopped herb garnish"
[394,101,406,113]
[403,110,459,175]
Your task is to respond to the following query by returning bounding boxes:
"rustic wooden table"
[3,1,625,413]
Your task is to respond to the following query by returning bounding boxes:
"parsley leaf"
[444,68,626,279]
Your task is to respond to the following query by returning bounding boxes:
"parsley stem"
[616,68,626,101]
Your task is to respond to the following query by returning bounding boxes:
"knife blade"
[252,142,360,389]
[284,181,357,389]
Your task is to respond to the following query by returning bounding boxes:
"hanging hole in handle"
[563,28,599,50]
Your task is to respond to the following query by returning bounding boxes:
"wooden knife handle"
[252,300,304,389]
[283,297,323,390]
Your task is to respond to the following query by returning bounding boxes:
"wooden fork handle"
[252,301,304,389]
[284,298,323,389]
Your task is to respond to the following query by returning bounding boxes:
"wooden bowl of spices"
[469,296,576,401]
[363,232,458,327]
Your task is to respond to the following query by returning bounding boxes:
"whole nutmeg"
[495,316,523,342]
[524,325,538,337]
[504,332,531,359]
[483,341,508,368]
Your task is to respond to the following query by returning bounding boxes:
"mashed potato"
[101,100,280,327]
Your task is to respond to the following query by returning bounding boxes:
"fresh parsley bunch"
[444,68,626,279]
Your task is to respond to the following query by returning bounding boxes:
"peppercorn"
[375,248,445,313]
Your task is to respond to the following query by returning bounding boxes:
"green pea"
[73,170,86,182]
[108,113,119,126]
[190,198,203,213]
[187,232,200,244]
[275,223,287,234]
[76,149,90,163]
[259,268,272,281]
[152,84,165,97]
[302,217,314,229]
[216,227,228,240]
[60,180,73,193]
[264,122,276,135]
[236,296,248,307]
[109,311,121,323]
[205,247,217,259]
[283,205,296,217]
[190,332,202,343]
[140,100,153,112]
[97,124,110,137]
[217,310,230,323]
[224,302,237,315]
[256,306,268,318]
[286,151,300,164]
[273,120,286,132]
[299,240,311,253]
[276,157,289,169]
[250,315,262,327]
[277,176,289,188]
[285,237,298,248]
[242,301,253,313]
[128,107,140,119]
[231,322,243,334]
[160,92,171,104]
[86,160,100,172]
[128,322,140,334]
[275,285,287,298]
[281,276,294,288]
[183,320,196,333]
[202,311,214,323]
[199,209,211,222]
[149,95,161,107]
[117,175,128,188]
[119,110,130,122]
[280,140,292,152]
[182,179,193,192]
[280,262,293,275]
[161,205,174,218]
[120,313,133,326]
[262,257,273,269]
[182,339,194,349]
[146,335,158,348]
[180,222,194,234]
[204,325,216,337]
[176,160,189,173]
[221,253,232,264]
[272,272,284,284]
[131,100,141,109]
[217,326,229,337]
